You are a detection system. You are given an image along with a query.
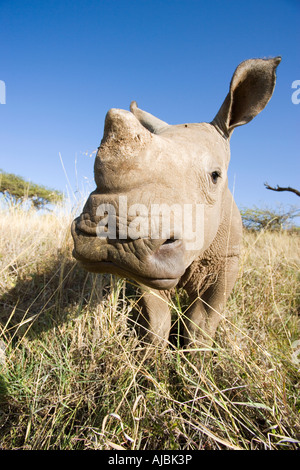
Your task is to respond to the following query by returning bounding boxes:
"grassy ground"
[0,204,299,450]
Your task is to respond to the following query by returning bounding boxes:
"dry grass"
[0,204,299,450]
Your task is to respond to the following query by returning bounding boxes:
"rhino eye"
[211,171,221,184]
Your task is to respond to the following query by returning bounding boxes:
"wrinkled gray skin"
[72,57,281,348]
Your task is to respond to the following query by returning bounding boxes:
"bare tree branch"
[264,183,300,197]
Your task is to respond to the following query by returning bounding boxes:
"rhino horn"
[130,101,169,134]
[102,107,151,143]
[97,107,153,170]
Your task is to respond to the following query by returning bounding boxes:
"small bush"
[0,170,63,209]
[240,206,299,231]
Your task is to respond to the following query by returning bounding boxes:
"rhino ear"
[130,101,169,134]
[212,57,281,138]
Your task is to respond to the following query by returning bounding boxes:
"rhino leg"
[133,288,172,346]
[183,255,239,349]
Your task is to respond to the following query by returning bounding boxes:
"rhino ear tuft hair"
[212,56,281,139]
[130,101,169,134]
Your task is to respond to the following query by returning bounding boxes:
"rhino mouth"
[72,253,180,289]
[71,219,184,289]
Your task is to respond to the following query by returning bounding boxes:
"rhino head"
[71,57,281,346]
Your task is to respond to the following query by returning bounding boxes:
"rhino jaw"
[72,259,181,290]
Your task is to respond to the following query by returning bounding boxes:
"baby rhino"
[72,57,281,348]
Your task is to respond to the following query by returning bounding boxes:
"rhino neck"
[179,188,242,290]
[203,188,242,259]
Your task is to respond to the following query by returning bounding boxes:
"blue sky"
[0,0,299,211]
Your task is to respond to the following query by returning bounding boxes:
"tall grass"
[0,204,299,450]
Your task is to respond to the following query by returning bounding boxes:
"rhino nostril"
[163,238,176,245]
[161,238,182,248]
[153,238,184,271]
